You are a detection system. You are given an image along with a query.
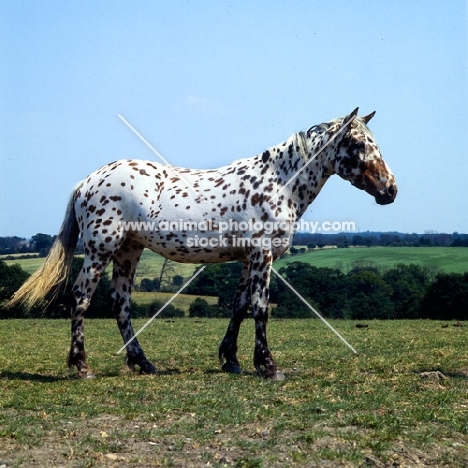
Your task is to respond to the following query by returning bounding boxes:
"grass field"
[0,319,467,467]
[2,250,198,278]
[131,291,218,310]
[275,246,468,274]
[4,246,468,277]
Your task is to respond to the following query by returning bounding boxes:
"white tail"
[7,183,82,310]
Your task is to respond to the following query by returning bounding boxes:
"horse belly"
[132,226,244,264]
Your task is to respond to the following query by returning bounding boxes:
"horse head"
[333,108,397,205]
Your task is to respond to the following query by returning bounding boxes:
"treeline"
[1,231,468,257]
[292,231,468,248]
[270,262,468,320]
[0,234,85,257]
[184,262,468,320]
[1,260,467,321]
[0,234,56,257]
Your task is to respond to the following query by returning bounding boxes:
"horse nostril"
[387,183,397,198]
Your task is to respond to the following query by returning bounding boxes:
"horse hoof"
[76,370,96,379]
[256,367,285,380]
[139,363,158,375]
[270,371,285,381]
[222,362,242,374]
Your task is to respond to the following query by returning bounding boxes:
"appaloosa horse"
[8,108,397,379]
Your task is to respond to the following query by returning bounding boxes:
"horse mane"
[294,131,310,158]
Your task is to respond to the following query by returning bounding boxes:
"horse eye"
[356,141,366,152]
[350,141,365,158]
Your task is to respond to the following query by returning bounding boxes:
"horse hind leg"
[67,256,110,379]
[219,263,250,374]
[111,239,157,375]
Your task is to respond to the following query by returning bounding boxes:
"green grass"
[3,249,199,277]
[134,249,199,280]
[275,246,468,273]
[0,319,467,466]
[131,291,218,310]
[3,256,46,274]
[5,246,468,277]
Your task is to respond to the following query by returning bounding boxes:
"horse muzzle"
[374,183,398,205]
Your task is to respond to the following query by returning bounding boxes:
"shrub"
[130,299,185,318]
[189,297,230,318]
[172,275,184,286]
[140,278,160,292]
[419,273,468,320]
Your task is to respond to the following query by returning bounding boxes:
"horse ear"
[348,107,359,120]
[361,111,376,124]
[339,107,359,131]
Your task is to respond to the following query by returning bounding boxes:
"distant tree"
[417,237,433,247]
[379,233,399,246]
[383,264,430,318]
[274,262,347,319]
[0,236,28,255]
[158,258,176,291]
[31,233,55,256]
[149,300,184,318]
[352,235,366,246]
[451,237,468,247]
[189,298,212,317]
[189,297,228,318]
[0,261,29,304]
[130,299,184,318]
[134,263,151,290]
[0,261,36,318]
[140,278,159,292]
[172,275,184,287]
[425,265,442,283]
[419,273,468,320]
[185,262,243,312]
[348,260,379,274]
[345,269,394,319]
[274,298,317,319]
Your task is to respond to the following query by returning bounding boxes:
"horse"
[8,107,397,380]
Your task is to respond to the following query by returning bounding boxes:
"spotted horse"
[8,108,397,380]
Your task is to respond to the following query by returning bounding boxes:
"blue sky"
[1,1,467,238]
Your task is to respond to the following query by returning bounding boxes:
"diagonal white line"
[118,114,207,202]
[271,266,358,354]
[118,114,173,166]
[271,114,357,202]
[117,266,206,354]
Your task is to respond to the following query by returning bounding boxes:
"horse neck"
[267,127,337,219]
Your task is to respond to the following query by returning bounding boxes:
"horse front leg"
[219,263,250,374]
[250,252,285,380]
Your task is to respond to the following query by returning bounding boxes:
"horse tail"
[7,182,83,310]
